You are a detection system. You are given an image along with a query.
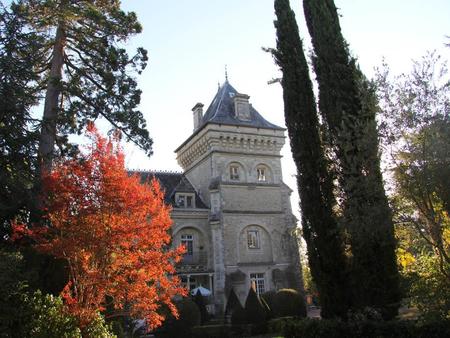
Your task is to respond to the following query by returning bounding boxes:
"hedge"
[268,317,450,338]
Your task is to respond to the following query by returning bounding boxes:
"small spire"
[225,64,228,82]
[218,81,220,91]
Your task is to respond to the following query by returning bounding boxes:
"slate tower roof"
[199,81,283,130]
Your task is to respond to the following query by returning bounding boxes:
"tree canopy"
[13,125,185,330]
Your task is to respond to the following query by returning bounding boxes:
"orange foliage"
[14,125,186,329]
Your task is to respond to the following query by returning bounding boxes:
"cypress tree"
[273,0,349,318]
[303,0,400,318]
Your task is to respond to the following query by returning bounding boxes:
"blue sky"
[117,0,449,217]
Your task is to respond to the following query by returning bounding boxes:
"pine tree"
[303,0,400,318]
[272,0,349,319]
[0,3,45,227]
[12,0,152,174]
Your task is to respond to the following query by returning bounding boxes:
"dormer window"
[175,193,195,208]
[230,166,240,181]
[257,168,266,182]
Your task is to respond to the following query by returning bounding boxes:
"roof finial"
[225,64,228,82]
[218,81,220,91]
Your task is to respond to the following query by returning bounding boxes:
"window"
[181,275,196,291]
[175,193,195,208]
[257,167,266,182]
[230,165,239,180]
[247,230,260,249]
[250,273,265,295]
[181,234,193,256]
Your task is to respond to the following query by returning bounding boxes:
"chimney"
[233,93,250,120]
[192,102,204,131]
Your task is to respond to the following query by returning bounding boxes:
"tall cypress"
[303,0,400,318]
[273,0,349,318]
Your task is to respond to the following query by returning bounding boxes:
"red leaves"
[15,125,186,329]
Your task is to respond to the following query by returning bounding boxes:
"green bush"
[270,288,307,318]
[158,297,201,337]
[261,290,276,319]
[244,286,267,324]
[193,290,209,324]
[268,317,450,338]
[230,304,246,325]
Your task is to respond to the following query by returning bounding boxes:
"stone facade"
[143,81,302,313]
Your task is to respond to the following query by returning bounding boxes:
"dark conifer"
[12,0,152,174]
[0,3,44,227]
[272,0,349,319]
[303,0,400,318]
[193,289,208,325]
[244,286,266,324]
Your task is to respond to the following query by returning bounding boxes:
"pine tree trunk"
[38,23,66,175]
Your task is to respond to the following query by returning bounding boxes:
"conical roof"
[199,81,283,130]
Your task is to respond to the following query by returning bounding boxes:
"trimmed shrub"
[244,286,267,324]
[158,297,201,338]
[193,289,209,324]
[230,304,246,325]
[272,288,307,318]
[268,317,450,338]
[224,288,241,318]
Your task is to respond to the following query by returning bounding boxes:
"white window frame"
[257,167,266,182]
[247,230,260,249]
[181,234,194,256]
[230,165,240,181]
[250,273,265,295]
[175,193,195,208]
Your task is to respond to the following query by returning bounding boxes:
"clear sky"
[117,0,449,218]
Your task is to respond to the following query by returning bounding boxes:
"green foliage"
[159,297,201,337]
[376,52,450,321]
[268,317,450,338]
[302,0,400,319]
[0,3,43,227]
[230,303,246,326]
[193,290,209,324]
[2,0,152,175]
[272,0,350,319]
[244,287,267,324]
[224,288,241,319]
[270,289,307,318]
[0,248,115,337]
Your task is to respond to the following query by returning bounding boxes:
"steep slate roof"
[133,171,208,209]
[199,80,284,130]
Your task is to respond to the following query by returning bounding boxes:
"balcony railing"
[180,251,207,265]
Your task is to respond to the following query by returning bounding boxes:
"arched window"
[255,164,272,183]
[227,162,246,182]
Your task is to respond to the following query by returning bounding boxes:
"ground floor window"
[180,275,196,290]
[250,273,265,295]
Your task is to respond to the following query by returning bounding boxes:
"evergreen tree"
[303,0,400,318]
[12,0,152,174]
[0,3,44,228]
[272,0,349,318]
[244,286,266,324]
[193,289,208,325]
[225,288,241,319]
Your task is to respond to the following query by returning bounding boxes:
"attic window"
[175,193,195,208]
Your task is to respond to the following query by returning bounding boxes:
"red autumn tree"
[14,124,185,329]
